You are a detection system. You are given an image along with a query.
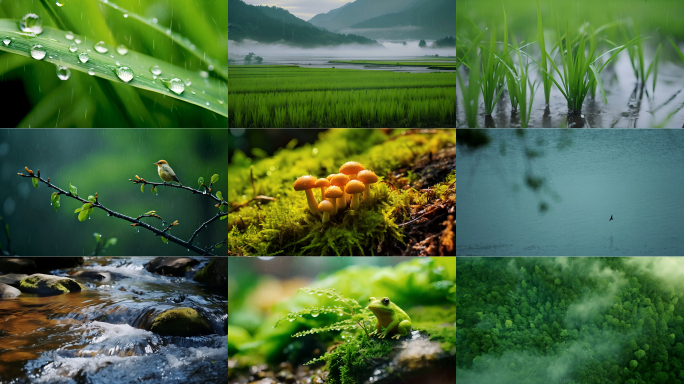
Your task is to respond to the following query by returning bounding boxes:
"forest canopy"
[457,257,684,384]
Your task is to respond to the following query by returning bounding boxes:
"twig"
[129,175,223,203]
[18,170,216,256]
[204,238,228,254]
[188,213,225,246]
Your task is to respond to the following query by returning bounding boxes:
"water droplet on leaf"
[2,37,10,46]
[69,43,78,52]
[56,65,70,80]
[208,65,214,71]
[199,70,208,79]
[184,79,192,86]
[30,44,46,60]
[79,52,89,63]
[88,68,95,75]
[150,65,162,76]
[116,61,120,66]
[75,38,81,44]
[20,14,43,34]
[124,14,128,18]
[163,78,185,94]
[116,66,133,83]
[56,1,64,6]
[117,44,128,55]
[94,41,108,53]
[152,18,158,24]
[65,31,74,40]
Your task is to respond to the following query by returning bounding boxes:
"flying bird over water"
[609,215,613,221]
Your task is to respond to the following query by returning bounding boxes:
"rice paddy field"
[457,0,684,128]
[228,65,456,128]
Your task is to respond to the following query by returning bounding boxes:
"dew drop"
[94,41,108,54]
[164,78,185,94]
[79,52,90,63]
[65,31,74,40]
[199,70,208,79]
[124,14,128,18]
[75,38,82,44]
[150,65,162,76]
[208,65,214,71]
[88,68,95,76]
[116,66,133,83]
[2,37,10,46]
[116,61,120,66]
[184,78,192,86]
[20,14,43,34]
[56,65,70,80]
[165,29,171,35]
[191,90,195,95]
[56,1,64,6]
[117,44,128,55]
[206,102,210,106]
[152,17,158,24]
[30,44,46,60]
[69,43,78,52]
[219,100,224,105]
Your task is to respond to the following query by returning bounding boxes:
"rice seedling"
[539,16,641,113]
[501,36,540,128]
[480,28,507,115]
[623,20,662,93]
[457,30,484,127]
[670,37,684,67]
[536,0,553,105]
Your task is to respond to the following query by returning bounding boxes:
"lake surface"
[0,257,227,383]
[456,129,684,255]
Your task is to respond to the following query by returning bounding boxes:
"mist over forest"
[457,258,684,384]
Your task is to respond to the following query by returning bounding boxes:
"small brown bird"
[154,160,182,186]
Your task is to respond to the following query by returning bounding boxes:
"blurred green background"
[0,0,228,127]
[458,0,684,52]
[0,129,227,256]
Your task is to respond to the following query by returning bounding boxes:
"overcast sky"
[240,0,350,21]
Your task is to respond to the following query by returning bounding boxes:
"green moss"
[228,129,456,256]
[326,334,394,384]
[407,305,456,324]
[193,258,213,284]
[19,275,85,295]
[149,307,213,337]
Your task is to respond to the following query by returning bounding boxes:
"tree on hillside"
[419,39,427,48]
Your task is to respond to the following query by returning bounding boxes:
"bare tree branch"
[129,175,225,204]
[18,169,221,256]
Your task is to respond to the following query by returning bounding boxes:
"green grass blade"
[536,0,551,103]
[669,37,684,66]
[0,20,227,117]
[646,43,662,93]
[97,0,227,81]
[589,64,607,104]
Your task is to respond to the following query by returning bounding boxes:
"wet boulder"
[149,307,213,337]
[0,282,21,298]
[145,257,200,277]
[34,257,84,270]
[68,270,112,282]
[0,258,36,274]
[0,273,29,288]
[193,257,227,291]
[19,273,86,296]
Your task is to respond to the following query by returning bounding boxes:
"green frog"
[366,296,412,339]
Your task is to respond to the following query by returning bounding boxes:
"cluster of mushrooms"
[293,161,378,224]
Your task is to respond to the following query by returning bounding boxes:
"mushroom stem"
[305,189,319,215]
[351,193,360,210]
[363,185,371,200]
[331,198,338,215]
[322,212,330,223]
[338,195,346,210]
[320,186,327,201]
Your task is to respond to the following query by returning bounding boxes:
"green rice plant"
[501,36,540,128]
[536,0,553,104]
[480,28,507,115]
[502,5,519,110]
[540,16,640,113]
[669,37,684,67]
[623,20,662,92]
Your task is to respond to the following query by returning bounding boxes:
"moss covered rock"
[149,307,213,336]
[193,257,227,291]
[19,273,86,296]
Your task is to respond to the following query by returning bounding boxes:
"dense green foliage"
[457,257,684,384]
[228,66,455,128]
[228,0,378,47]
[433,36,457,48]
[329,60,456,70]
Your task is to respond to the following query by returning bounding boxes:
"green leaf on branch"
[105,238,117,248]
[151,186,157,195]
[198,177,204,189]
[216,191,223,201]
[211,174,219,184]
[53,195,60,211]
[88,195,96,203]
[143,210,157,216]
[162,236,168,244]
[141,184,144,193]
[78,209,89,221]
[220,215,227,220]
[69,184,77,196]
[32,178,39,189]
[74,207,83,213]
[215,243,223,249]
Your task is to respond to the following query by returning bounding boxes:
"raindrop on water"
[2,37,10,46]
[56,65,70,80]
[88,68,95,75]
[79,52,90,63]
[69,43,78,52]
[20,14,43,34]
[164,78,185,94]
[116,66,133,83]
[150,65,162,76]
[117,44,128,55]
[65,31,74,40]
[94,41,108,53]
[30,44,46,60]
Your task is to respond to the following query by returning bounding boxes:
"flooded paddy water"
[0,257,227,384]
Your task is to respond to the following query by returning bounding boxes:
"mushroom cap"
[294,175,317,191]
[326,174,335,181]
[330,174,350,187]
[345,180,366,194]
[324,185,343,199]
[318,199,334,213]
[357,170,378,185]
[315,178,331,188]
[339,161,365,175]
